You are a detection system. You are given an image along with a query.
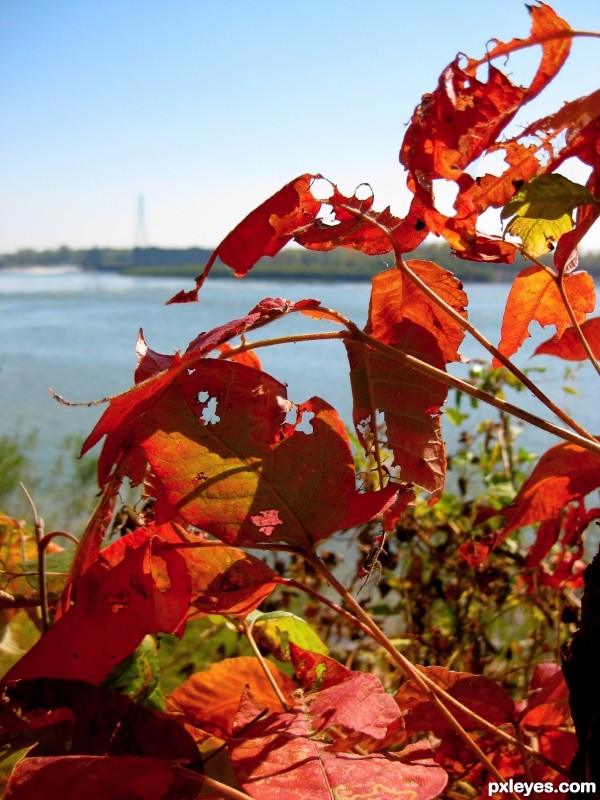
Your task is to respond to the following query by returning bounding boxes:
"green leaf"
[252,611,329,661]
[502,174,597,258]
[102,635,165,709]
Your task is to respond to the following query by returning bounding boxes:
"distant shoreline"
[2,243,599,283]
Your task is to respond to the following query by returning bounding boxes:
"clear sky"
[1,0,599,254]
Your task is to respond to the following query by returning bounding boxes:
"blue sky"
[1,0,599,253]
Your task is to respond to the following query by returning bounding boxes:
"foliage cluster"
[1,4,600,798]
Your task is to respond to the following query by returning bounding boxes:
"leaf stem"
[555,270,600,377]
[242,619,291,712]
[301,547,573,782]
[338,203,596,441]
[226,324,600,455]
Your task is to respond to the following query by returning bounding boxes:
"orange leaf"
[534,316,600,361]
[494,266,595,365]
[167,656,295,740]
[367,262,468,363]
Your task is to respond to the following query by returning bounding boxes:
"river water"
[1,270,598,490]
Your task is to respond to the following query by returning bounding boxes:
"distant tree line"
[1,243,599,282]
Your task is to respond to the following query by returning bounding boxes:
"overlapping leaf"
[366,261,468,363]
[496,442,600,541]
[399,4,577,261]
[534,316,600,360]
[346,321,448,499]
[167,656,295,740]
[502,174,597,258]
[494,266,595,364]
[4,537,190,684]
[395,665,515,735]
[228,684,447,800]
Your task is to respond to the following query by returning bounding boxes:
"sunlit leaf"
[534,316,600,361]
[167,656,295,740]
[229,683,447,800]
[168,174,321,302]
[494,266,595,364]
[253,612,328,661]
[366,261,467,363]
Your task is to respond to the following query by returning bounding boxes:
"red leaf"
[4,538,191,684]
[534,316,600,361]
[296,191,429,256]
[168,174,321,302]
[167,656,295,740]
[136,360,359,547]
[229,694,447,800]
[366,262,468,363]
[496,442,600,541]
[520,666,572,731]
[346,321,448,499]
[4,756,202,800]
[395,666,515,734]
[291,646,405,752]
[2,677,199,762]
[494,266,595,365]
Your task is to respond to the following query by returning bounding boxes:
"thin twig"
[19,483,50,632]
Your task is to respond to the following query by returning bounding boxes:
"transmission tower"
[134,194,149,247]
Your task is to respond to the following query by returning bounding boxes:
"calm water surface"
[1,271,598,478]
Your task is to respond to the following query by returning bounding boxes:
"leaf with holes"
[136,359,360,547]
[346,321,447,499]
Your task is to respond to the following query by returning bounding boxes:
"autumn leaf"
[291,645,405,753]
[168,174,321,303]
[534,316,600,360]
[137,359,363,547]
[496,442,600,541]
[167,656,295,740]
[395,665,515,735]
[366,262,468,363]
[3,756,203,800]
[520,664,572,731]
[494,266,595,364]
[229,683,447,800]
[346,321,447,499]
[4,538,191,684]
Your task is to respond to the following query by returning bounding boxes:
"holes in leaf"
[196,391,221,425]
